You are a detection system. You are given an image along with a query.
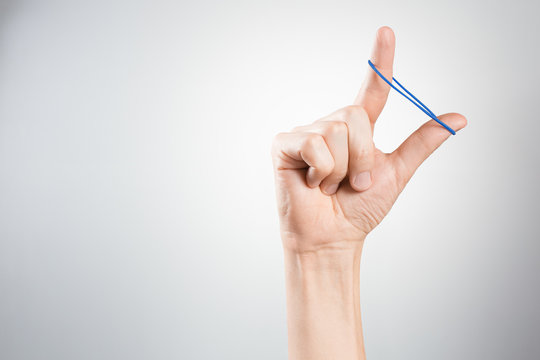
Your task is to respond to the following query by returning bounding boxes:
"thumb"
[392,113,467,184]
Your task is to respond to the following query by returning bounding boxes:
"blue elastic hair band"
[367,60,455,135]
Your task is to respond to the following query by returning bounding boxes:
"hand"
[272,27,467,254]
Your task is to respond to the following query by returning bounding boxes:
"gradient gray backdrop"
[1,0,539,359]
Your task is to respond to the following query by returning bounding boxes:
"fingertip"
[321,183,339,196]
[370,26,395,72]
[350,171,372,192]
[455,113,468,131]
[377,26,395,46]
[306,167,321,188]
[439,112,468,132]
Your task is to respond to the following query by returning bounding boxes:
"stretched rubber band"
[367,60,455,135]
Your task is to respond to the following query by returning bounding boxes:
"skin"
[271,26,467,360]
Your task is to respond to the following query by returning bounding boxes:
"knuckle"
[273,132,286,142]
[341,105,365,119]
[415,128,432,153]
[350,149,375,170]
[357,147,372,158]
[303,133,324,149]
[319,158,335,175]
[324,121,347,137]
[352,146,373,160]
[334,164,348,179]
[271,132,287,154]
[272,132,286,146]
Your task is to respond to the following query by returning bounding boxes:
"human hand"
[272,27,467,254]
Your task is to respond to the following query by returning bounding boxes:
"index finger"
[353,26,396,126]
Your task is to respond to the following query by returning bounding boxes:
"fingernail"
[353,171,371,191]
[323,183,339,195]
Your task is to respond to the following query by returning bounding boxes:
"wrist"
[283,242,366,360]
[283,239,365,273]
[283,246,362,303]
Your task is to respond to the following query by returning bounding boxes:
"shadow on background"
[0,0,19,75]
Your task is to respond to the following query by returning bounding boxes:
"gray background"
[1,0,539,359]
